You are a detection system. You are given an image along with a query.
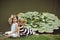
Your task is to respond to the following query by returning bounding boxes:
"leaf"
[17,11,60,33]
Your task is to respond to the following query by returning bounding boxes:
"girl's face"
[13,17,18,23]
[18,19,25,26]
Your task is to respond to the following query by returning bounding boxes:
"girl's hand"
[18,35,20,37]
[11,15,14,18]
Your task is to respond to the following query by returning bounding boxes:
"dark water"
[0,0,60,34]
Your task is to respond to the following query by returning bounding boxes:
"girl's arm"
[15,23,20,37]
[15,24,20,37]
[17,27,20,37]
[8,18,12,24]
[8,15,14,24]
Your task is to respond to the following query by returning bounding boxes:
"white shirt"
[10,23,18,37]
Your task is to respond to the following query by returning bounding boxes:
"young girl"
[17,19,32,36]
[17,18,38,36]
[4,15,19,38]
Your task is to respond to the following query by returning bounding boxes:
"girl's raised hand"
[11,14,14,18]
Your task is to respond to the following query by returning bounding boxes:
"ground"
[0,34,60,40]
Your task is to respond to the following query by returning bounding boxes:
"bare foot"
[33,32,39,35]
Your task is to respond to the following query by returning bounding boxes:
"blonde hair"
[18,18,25,26]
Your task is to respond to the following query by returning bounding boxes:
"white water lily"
[17,11,60,33]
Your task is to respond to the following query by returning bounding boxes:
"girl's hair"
[16,16,18,20]
[12,16,18,23]
[18,19,25,27]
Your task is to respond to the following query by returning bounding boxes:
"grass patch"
[0,34,60,40]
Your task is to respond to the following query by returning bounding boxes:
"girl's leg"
[3,31,13,38]
[3,34,11,38]
[32,30,40,35]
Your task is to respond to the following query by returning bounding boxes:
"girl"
[3,15,19,38]
[17,18,38,36]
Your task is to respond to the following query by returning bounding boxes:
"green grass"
[0,34,60,40]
